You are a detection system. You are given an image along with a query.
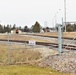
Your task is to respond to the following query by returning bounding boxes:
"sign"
[29,41,36,46]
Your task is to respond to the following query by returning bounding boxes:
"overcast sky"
[0,0,76,27]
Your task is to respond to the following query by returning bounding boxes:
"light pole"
[52,9,61,31]
[64,0,66,32]
[55,9,61,31]
[52,16,55,31]
[55,12,58,28]
[52,12,58,31]
[52,15,56,27]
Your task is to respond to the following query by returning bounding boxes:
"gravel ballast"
[38,51,76,73]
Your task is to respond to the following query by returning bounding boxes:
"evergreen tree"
[32,21,41,33]
[12,24,16,30]
[66,24,74,32]
[74,24,76,31]
[0,24,3,33]
[3,25,6,33]
[19,26,22,30]
[24,26,29,32]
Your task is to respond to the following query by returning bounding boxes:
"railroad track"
[24,33,76,40]
[22,34,76,50]
[0,39,76,50]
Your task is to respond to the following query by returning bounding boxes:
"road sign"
[29,41,36,46]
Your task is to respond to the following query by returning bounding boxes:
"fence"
[0,33,42,65]
[0,32,76,65]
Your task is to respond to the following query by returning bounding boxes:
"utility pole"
[58,24,63,55]
[55,13,57,28]
[64,0,66,32]
[8,33,10,64]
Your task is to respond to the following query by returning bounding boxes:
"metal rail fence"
[0,33,43,65]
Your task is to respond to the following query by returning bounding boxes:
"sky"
[0,0,76,28]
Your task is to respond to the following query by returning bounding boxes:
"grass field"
[0,44,76,75]
[0,32,76,44]
[0,65,75,75]
[0,34,51,43]
[0,44,42,65]
[0,33,76,75]
[32,32,76,38]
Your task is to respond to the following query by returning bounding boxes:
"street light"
[55,9,61,31]
[52,9,61,31]
[55,12,58,28]
[52,12,58,31]
[64,0,66,32]
[52,16,55,31]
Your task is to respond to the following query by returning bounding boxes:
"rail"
[0,39,76,50]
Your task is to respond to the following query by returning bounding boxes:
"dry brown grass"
[63,32,76,38]
[1,32,76,40]
[10,49,41,64]
[0,44,42,65]
[0,34,51,43]
[34,32,76,38]
[37,32,58,37]
[0,32,76,47]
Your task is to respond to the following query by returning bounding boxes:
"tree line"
[0,21,76,33]
[0,24,16,33]
[55,23,76,32]
[0,21,42,33]
[65,23,76,32]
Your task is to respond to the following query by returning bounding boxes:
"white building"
[11,29,22,34]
